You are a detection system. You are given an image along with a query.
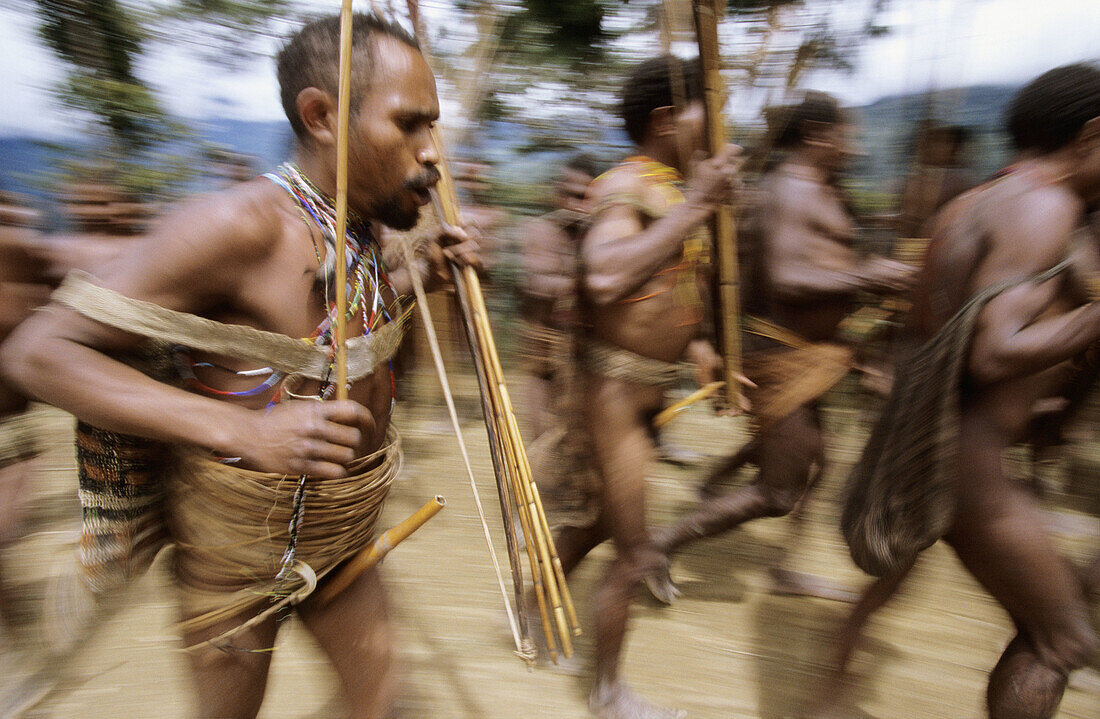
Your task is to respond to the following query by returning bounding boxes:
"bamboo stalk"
[692,0,743,411]
[333,0,354,400]
[463,284,574,653]
[317,496,446,604]
[499,389,580,637]
[398,238,526,657]
[414,4,580,657]
[450,266,533,652]
[453,268,560,660]
[465,280,578,635]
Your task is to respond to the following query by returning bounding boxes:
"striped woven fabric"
[76,422,170,594]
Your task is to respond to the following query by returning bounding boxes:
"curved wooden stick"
[317,495,446,604]
[652,381,725,429]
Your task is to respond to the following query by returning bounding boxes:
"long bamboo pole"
[333,0,354,400]
[404,0,579,660]
[692,0,742,411]
[450,269,533,650]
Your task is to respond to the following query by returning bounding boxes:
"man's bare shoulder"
[587,163,648,204]
[760,168,817,213]
[150,177,285,259]
[985,179,1083,264]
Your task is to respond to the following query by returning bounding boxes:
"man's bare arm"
[969,276,1100,385]
[968,193,1095,385]
[583,146,740,306]
[0,186,369,478]
[522,218,574,301]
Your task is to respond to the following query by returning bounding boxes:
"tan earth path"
[1,380,1096,719]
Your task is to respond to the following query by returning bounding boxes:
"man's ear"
[296,87,337,147]
[1073,116,1100,158]
[649,105,678,138]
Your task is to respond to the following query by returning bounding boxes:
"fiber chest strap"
[53,271,405,381]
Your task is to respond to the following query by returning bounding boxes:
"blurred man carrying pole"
[550,55,741,719]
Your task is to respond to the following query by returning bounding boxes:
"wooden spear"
[692,0,743,410]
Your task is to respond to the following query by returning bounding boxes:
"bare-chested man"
[0,200,46,613]
[1,13,479,719]
[821,64,1100,719]
[648,92,915,601]
[519,153,598,439]
[549,56,741,719]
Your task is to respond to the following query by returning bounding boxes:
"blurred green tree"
[29,0,293,198]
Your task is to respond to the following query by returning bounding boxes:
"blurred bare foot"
[642,553,681,606]
[769,567,858,603]
[589,679,686,719]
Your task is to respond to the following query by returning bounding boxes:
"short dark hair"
[620,55,704,145]
[1007,63,1100,153]
[772,91,843,149]
[562,152,600,179]
[276,12,419,139]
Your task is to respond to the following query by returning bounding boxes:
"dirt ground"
[1,380,1097,719]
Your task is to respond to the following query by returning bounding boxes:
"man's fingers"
[303,438,357,466]
[438,224,472,247]
[298,459,350,481]
[443,240,484,271]
[321,400,375,435]
[314,418,361,451]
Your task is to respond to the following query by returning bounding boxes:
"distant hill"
[0,84,1018,214]
[852,84,1015,183]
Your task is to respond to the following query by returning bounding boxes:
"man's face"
[347,36,441,230]
[555,167,593,214]
[817,121,857,177]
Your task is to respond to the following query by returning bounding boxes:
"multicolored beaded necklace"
[175,163,401,408]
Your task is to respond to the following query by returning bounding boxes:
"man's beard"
[372,167,442,231]
[372,196,420,230]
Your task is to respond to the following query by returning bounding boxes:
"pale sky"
[0,0,1097,138]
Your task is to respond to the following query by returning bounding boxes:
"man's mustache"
[404,167,441,191]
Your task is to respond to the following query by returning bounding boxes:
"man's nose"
[419,134,441,170]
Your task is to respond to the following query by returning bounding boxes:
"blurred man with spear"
[2,11,479,718]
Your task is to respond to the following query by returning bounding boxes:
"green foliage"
[29,0,292,199]
[57,72,179,151]
[34,0,144,81]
